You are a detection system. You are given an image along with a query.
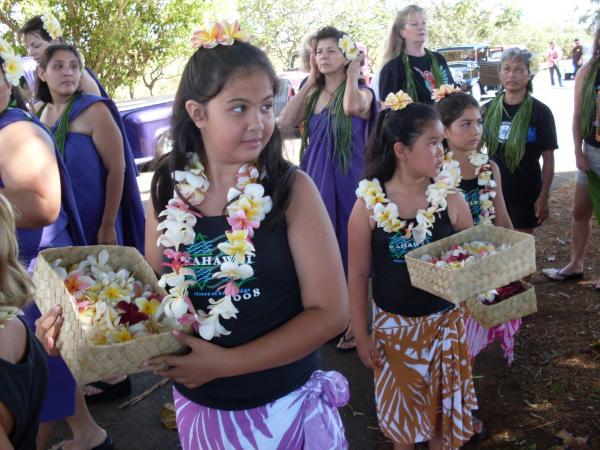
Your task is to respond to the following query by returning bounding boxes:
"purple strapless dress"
[300,88,378,274]
[0,108,87,422]
[53,94,145,252]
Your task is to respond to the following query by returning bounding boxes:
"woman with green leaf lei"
[278,26,377,276]
[378,4,454,104]
[544,29,600,290]
[482,48,558,234]
[278,26,378,352]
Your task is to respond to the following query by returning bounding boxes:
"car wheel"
[470,82,481,102]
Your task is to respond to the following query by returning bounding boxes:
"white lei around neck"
[355,153,461,244]
[156,153,273,340]
[464,150,497,225]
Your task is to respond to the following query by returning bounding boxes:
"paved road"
[51,70,578,450]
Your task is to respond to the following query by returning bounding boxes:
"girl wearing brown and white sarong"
[348,99,477,449]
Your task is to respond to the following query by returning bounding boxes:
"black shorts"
[505,198,540,229]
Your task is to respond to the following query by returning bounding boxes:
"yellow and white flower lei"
[466,149,497,224]
[356,153,461,244]
[157,153,272,340]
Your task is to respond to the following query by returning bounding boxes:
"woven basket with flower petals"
[466,281,537,328]
[33,245,187,385]
[405,225,536,305]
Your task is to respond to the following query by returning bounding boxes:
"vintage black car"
[437,44,503,101]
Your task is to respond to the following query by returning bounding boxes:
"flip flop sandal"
[468,416,487,443]
[84,377,131,404]
[542,268,584,281]
[55,435,114,450]
[336,332,356,353]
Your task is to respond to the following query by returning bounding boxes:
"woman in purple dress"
[278,26,377,350]
[36,44,144,252]
[0,49,112,450]
[20,13,108,97]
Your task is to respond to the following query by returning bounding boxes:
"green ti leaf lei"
[483,93,533,173]
[401,49,444,101]
[581,57,600,140]
[300,82,353,174]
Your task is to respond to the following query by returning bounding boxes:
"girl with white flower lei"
[142,23,349,450]
[20,14,108,98]
[349,93,477,449]
[435,88,522,441]
[435,88,512,228]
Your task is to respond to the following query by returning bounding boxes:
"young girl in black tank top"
[141,24,349,449]
[0,194,48,450]
[436,91,520,366]
[348,96,477,449]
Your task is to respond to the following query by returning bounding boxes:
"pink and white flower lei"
[356,153,460,244]
[157,153,272,340]
[466,148,497,224]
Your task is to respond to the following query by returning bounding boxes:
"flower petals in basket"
[404,225,536,304]
[466,281,537,328]
[33,245,188,385]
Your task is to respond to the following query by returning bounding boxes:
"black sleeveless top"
[0,318,48,450]
[371,203,455,317]
[459,176,484,225]
[584,68,600,147]
[174,216,319,410]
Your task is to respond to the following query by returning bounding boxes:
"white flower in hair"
[41,12,62,40]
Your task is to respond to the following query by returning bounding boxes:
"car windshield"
[439,48,476,63]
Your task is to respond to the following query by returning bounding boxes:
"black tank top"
[459,176,484,225]
[371,205,455,317]
[584,68,600,147]
[174,216,319,410]
[0,318,48,450]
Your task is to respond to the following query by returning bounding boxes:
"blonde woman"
[0,194,48,450]
[379,5,453,104]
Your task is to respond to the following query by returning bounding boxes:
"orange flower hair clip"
[190,20,250,49]
[431,84,461,102]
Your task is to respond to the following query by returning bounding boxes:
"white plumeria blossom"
[355,178,387,209]
[158,268,195,288]
[161,284,190,320]
[50,259,68,279]
[197,312,231,340]
[0,306,23,328]
[372,202,403,233]
[206,295,238,320]
[213,261,254,281]
[468,151,489,167]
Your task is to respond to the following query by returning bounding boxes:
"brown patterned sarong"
[373,305,477,449]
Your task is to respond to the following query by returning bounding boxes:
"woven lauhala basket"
[404,225,536,304]
[33,245,187,385]
[466,282,537,328]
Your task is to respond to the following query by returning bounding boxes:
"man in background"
[547,41,563,87]
[572,38,583,76]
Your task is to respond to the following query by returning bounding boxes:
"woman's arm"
[148,171,348,388]
[447,192,474,232]
[81,102,126,244]
[79,69,102,97]
[0,121,60,228]
[573,63,589,172]
[490,161,513,229]
[347,198,380,369]
[145,200,164,274]
[343,54,373,120]
[535,150,554,225]
[277,54,319,129]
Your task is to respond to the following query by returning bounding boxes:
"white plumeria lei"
[157,153,272,340]
[356,153,461,244]
[466,148,497,224]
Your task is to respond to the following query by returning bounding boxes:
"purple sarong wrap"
[173,370,349,450]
